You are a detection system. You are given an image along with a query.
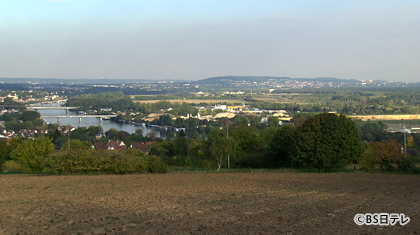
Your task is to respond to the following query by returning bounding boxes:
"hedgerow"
[44,148,167,174]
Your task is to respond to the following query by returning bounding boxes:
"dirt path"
[0,173,419,234]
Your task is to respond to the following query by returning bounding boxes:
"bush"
[359,139,405,172]
[236,153,267,168]
[2,160,24,172]
[11,136,55,173]
[396,156,419,173]
[45,148,167,175]
[147,156,168,173]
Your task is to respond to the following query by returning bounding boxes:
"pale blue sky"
[1,0,419,81]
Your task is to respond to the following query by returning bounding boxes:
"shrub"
[2,160,24,172]
[11,136,55,173]
[236,153,267,168]
[359,139,404,172]
[147,156,168,173]
[45,148,156,175]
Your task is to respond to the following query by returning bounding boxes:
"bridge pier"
[100,117,103,124]
[79,117,82,125]
[57,118,60,126]
[66,109,69,114]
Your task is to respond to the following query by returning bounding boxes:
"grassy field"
[1,172,419,234]
[380,119,420,129]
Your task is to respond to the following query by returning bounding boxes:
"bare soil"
[0,173,419,234]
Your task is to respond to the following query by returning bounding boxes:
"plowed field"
[1,173,419,234]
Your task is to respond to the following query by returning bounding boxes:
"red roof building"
[131,141,154,154]
[95,140,127,150]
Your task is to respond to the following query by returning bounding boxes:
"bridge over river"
[42,115,117,125]
[27,106,79,114]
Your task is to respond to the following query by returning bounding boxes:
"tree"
[11,136,55,173]
[148,142,160,156]
[22,121,33,130]
[268,116,280,127]
[135,129,144,137]
[117,131,130,140]
[54,137,64,150]
[207,128,235,171]
[87,126,103,137]
[268,124,296,167]
[5,120,20,132]
[33,118,44,127]
[22,110,40,122]
[0,139,8,170]
[359,139,403,171]
[159,141,176,158]
[106,128,119,139]
[174,130,188,157]
[293,113,362,171]
[187,137,205,167]
[260,127,278,148]
[229,126,260,157]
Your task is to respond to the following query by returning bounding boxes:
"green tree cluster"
[0,110,43,132]
[2,135,168,174]
[293,113,363,171]
[11,136,55,173]
[359,139,417,172]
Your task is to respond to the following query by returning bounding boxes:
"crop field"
[0,173,419,234]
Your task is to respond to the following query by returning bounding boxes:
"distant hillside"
[0,77,187,84]
[193,76,359,84]
[294,77,360,83]
[192,76,289,84]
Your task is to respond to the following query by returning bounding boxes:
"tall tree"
[22,110,40,122]
[268,124,296,167]
[293,113,362,171]
[174,130,188,157]
[207,128,235,171]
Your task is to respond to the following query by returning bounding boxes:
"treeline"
[66,92,135,112]
[1,113,419,174]
[0,110,44,132]
[152,113,419,173]
[0,136,167,174]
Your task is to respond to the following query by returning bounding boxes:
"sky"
[1,0,419,82]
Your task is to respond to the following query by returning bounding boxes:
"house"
[96,132,105,140]
[131,141,154,154]
[95,142,107,150]
[95,140,127,150]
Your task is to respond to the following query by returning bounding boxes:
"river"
[36,105,166,138]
